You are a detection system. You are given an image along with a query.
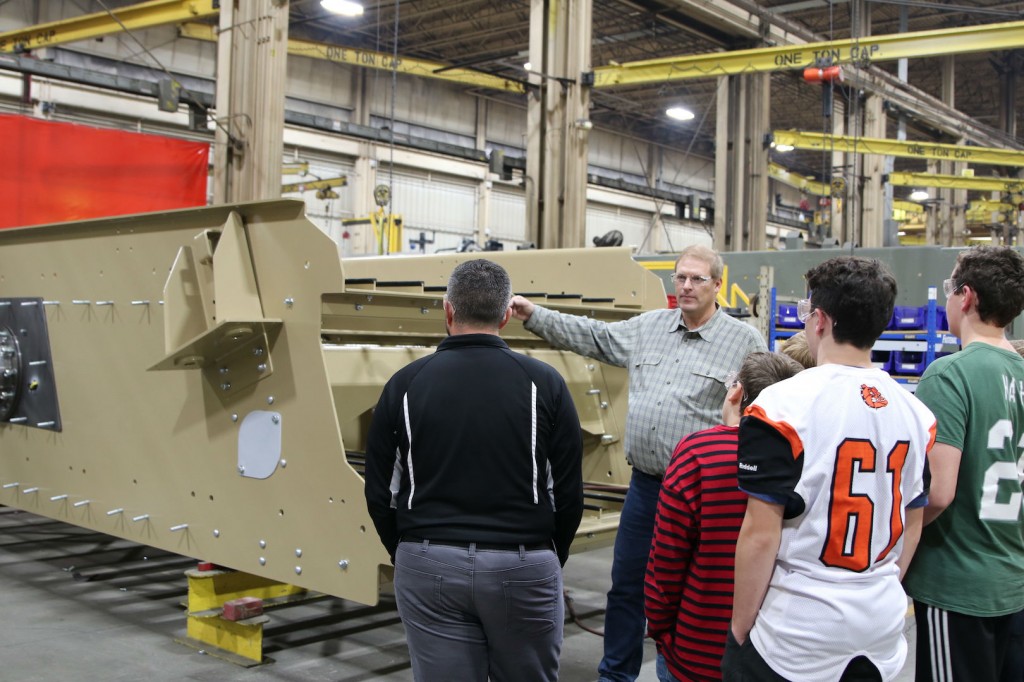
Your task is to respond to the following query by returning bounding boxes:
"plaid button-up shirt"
[526,305,766,475]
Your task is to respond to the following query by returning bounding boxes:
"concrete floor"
[0,506,916,681]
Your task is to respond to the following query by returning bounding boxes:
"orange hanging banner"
[0,114,208,229]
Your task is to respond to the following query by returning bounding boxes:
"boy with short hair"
[727,256,936,681]
[645,351,803,682]
[779,330,815,369]
[903,246,1024,682]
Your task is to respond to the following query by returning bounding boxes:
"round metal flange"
[0,327,22,421]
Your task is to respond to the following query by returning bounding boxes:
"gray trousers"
[393,539,564,682]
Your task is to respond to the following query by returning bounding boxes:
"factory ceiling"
[284,0,1024,186]
[9,0,1022,189]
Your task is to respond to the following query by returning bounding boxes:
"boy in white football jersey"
[724,257,936,682]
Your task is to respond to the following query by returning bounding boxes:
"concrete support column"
[840,0,869,248]
[526,0,593,249]
[728,78,747,252]
[713,77,730,251]
[713,73,769,252]
[998,52,1020,138]
[746,73,770,251]
[830,101,846,244]
[951,163,968,247]
[938,55,955,246]
[213,0,289,204]
[475,99,488,151]
[349,147,378,255]
[353,68,370,127]
[882,3,909,246]
[477,177,493,245]
[860,93,885,248]
[645,146,667,253]
[925,159,939,245]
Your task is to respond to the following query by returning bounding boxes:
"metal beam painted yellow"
[768,162,830,196]
[281,162,310,176]
[0,0,217,54]
[594,20,1024,87]
[180,23,526,94]
[281,176,347,194]
[892,200,923,214]
[889,172,1024,193]
[774,130,1024,167]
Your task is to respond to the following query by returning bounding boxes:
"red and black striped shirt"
[645,424,747,681]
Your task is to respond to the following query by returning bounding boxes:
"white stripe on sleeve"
[531,382,538,504]
[403,393,415,509]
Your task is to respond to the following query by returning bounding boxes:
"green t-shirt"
[904,343,1024,616]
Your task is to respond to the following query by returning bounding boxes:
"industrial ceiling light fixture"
[909,190,930,201]
[666,107,695,122]
[321,0,364,16]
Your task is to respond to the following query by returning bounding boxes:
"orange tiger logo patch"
[860,384,888,409]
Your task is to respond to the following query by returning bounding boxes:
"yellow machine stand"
[179,566,312,666]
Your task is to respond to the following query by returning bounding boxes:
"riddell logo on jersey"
[738,462,758,472]
[860,384,888,409]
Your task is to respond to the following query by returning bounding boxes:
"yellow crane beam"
[768,162,830,196]
[179,23,525,94]
[892,200,924,214]
[773,130,1024,167]
[594,20,1024,87]
[281,176,348,194]
[888,172,1024,194]
[0,0,217,54]
[282,162,310,176]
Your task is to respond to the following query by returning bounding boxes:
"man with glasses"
[903,246,1024,681]
[510,244,765,682]
[726,256,936,681]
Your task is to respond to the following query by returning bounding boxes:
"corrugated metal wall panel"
[585,205,653,249]
[489,188,527,241]
[662,219,714,251]
[386,171,477,234]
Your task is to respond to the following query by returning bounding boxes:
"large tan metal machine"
[0,200,665,607]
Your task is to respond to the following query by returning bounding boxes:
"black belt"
[403,536,551,552]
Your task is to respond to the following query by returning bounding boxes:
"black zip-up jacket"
[364,333,584,566]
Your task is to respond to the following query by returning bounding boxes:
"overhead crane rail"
[0,0,218,54]
[887,172,1024,193]
[593,20,1024,86]
[773,130,1024,167]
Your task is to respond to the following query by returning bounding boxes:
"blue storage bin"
[893,305,925,330]
[893,351,926,375]
[777,303,802,328]
[871,350,892,372]
[935,308,948,331]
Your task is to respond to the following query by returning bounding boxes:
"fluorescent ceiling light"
[321,0,364,16]
[909,190,929,201]
[774,143,795,152]
[666,107,695,121]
